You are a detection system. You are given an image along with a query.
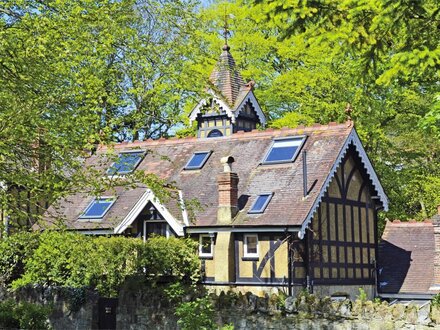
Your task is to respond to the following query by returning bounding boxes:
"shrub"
[0,231,39,287]
[175,296,216,330]
[85,236,143,297]
[0,299,51,330]
[12,231,92,289]
[139,236,200,284]
[11,231,200,298]
[432,293,440,307]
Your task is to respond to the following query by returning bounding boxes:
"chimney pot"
[220,156,235,173]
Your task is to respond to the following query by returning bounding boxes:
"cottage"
[39,45,388,299]
[378,206,440,302]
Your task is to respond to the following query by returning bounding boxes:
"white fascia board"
[234,91,267,126]
[189,99,208,123]
[179,190,190,226]
[298,127,389,239]
[114,189,184,236]
[188,90,234,124]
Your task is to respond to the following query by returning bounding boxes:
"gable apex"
[298,126,389,238]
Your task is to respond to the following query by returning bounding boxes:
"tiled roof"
[378,220,435,294]
[40,122,386,233]
[209,45,245,107]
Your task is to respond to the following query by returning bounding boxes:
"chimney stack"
[217,156,239,224]
[431,205,440,288]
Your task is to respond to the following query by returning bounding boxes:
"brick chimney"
[431,205,440,289]
[217,156,239,224]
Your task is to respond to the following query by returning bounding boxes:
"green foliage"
[356,288,368,303]
[9,232,200,298]
[0,231,39,287]
[0,0,202,226]
[199,0,440,221]
[139,236,200,284]
[0,299,19,329]
[269,112,315,129]
[0,299,51,330]
[175,296,216,330]
[432,293,440,308]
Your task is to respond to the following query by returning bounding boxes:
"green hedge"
[0,231,199,297]
[0,299,51,330]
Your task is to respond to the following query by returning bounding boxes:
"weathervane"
[222,7,231,50]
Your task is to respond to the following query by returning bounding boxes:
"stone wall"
[4,285,440,329]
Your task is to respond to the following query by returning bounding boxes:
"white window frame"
[248,193,273,214]
[199,234,214,258]
[184,151,212,170]
[262,136,306,164]
[106,150,145,176]
[79,196,116,219]
[243,234,259,258]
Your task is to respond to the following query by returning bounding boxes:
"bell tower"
[189,43,266,138]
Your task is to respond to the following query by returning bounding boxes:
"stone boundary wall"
[2,286,440,329]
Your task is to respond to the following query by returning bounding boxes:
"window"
[80,197,115,219]
[107,151,144,175]
[248,193,273,214]
[244,234,259,258]
[207,129,223,138]
[262,136,305,164]
[199,234,213,257]
[185,151,211,170]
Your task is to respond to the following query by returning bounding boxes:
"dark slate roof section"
[40,122,386,233]
[209,45,245,107]
[378,220,435,294]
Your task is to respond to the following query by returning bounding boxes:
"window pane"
[146,222,167,237]
[250,194,270,213]
[82,198,114,218]
[246,236,258,254]
[266,146,298,162]
[186,152,210,169]
[200,236,212,254]
[107,152,143,174]
[263,138,304,163]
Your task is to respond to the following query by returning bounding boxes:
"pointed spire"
[208,11,245,107]
[209,45,244,107]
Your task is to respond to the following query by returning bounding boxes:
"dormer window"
[107,151,144,175]
[79,197,116,219]
[262,136,306,164]
[185,151,212,170]
[248,193,273,214]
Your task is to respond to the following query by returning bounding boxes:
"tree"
[195,0,440,220]
[0,0,201,227]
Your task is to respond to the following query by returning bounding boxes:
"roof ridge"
[97,121,353,150]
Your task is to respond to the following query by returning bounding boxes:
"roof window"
[80,197,116,219]
[262,136,305,164]
[185,151,212,170]
[107,151,144,175]
[248,193,273,214]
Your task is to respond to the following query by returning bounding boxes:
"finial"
[345,102,353,120]
[222,6,230,51]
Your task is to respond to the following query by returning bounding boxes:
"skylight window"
[184,151,211,170]
[80,197,116,219]
[262,136,305,164]
[107,151,144,175]
[248,193,273,214]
